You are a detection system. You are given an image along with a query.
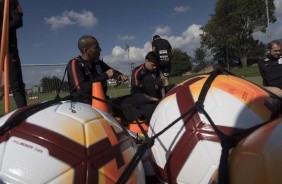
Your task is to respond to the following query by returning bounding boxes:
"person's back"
[152,35,172,86]
[152,39,171,61]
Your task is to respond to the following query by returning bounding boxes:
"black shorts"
[159,60,171,77]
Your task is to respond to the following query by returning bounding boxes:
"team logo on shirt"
[95,65,102,74]
[152,73,156,79]
[159,50,168,54]
[160,55,169,61]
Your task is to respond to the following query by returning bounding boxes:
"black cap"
[153,35,161,40]
[145,51,160,65]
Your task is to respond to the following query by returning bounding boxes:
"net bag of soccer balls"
[148,71,280,184]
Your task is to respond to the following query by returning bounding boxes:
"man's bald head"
[78,35,97,54]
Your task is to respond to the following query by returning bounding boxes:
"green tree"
[40,76,62,92]
[200,0,276,68]
[171,49,192,76]
[247,40,266,65]
[193,47,207,72]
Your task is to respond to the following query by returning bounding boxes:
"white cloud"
[182,24,203,38]
[103,45,150,76]
[102,24,202,75]
[168,24,202,56]
[153,26,171,36]
[271,0,282,39]
[174,5,190,13]
[275,0,282,16]
[44,10,98,30]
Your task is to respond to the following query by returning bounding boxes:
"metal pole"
[0,0,10,113]
[265,0,270,41]
[128,62,134,88]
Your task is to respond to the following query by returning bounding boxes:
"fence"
[0,64,69,115]
[0,63,125,115]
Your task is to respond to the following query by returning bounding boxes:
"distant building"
[32,85,43,93]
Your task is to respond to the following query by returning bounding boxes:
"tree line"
[170,0,276,76]
[40,76,68,93]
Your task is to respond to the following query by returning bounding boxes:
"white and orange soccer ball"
[229,116,282,184]
[0,101,145,184]
[148,74,280,184]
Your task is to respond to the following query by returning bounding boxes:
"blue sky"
[15,0,282,88]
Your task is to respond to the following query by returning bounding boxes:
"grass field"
[0,65,264,115]
[108,65,263,97]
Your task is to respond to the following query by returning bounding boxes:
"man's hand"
[263,86,282,98]
[106,69,115,78]
[117,74,129,83]
[113,74,129,87]
[144,94,159,102]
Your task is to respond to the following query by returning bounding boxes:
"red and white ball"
[0,101,145,184]
[148,74,280,184]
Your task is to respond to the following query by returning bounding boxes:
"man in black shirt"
[131,51,164,99]
[258,40,282,97]
[119,51,174,123]
[67,35,128,104]
[0,0,27,108]
[152,35,172,86]
[259,40,282,88]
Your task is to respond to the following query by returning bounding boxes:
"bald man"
[67,35,128,104]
